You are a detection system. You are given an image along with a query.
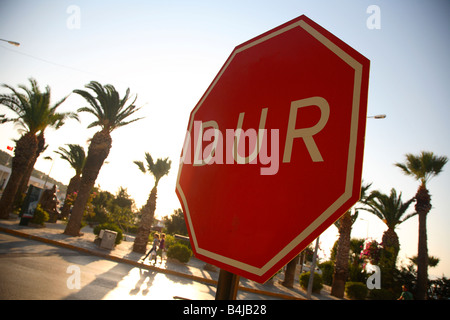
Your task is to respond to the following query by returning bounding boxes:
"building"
[0,164,65,202]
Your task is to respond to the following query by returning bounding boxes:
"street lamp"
[43,156,54,189]
[359,218,370,239]
[0,38,20,47]
[367,114,386,119]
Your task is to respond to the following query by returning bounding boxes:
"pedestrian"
[141,233,160,264]
[398,285,414,300]
[157,233,166,262]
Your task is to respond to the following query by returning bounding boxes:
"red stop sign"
[176,15,370,283]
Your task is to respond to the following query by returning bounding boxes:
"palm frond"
[395,151,448,186]
[136,153,171,186]
[74,81,143,132]
[74,89,103,121]
[134,160,146,174]
[144,152,154,171]
[361,188,415,229]
[1,78,73,135]
[54,144,86,175]
[394,162,411,176]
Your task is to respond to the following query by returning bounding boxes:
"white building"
[0,164,58,198]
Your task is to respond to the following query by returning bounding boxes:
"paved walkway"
[0,215,341,300]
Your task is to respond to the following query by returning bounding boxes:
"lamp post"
[0,38,20,47]
[306,235,320,299]
[43,156,54,189]
[359,218,370,239]
[367,114,386,119]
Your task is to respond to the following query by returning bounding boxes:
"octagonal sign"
[176,15,370,283]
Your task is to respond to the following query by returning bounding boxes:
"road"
[0,231,220,300]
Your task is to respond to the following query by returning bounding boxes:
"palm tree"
[363,188,415,258]
[331,181,372,298]
[362,189,415,294]
[64,81,142,236]
[54,144,86,219]
[0,78,76,219]
[15,132,47,209]
[395,151,448,300]
[331,210,354,298]
[133,153,171,253]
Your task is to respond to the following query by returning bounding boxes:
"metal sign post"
[215,269,240,300]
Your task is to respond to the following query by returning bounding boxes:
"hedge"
[299,272,323,293]
[345,282,368,300]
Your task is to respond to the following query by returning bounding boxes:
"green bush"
[164,234,177,249]
[318,261,334,286]
[93,223,123,244]
[167,243,192,263]
[30,205,49,226]
[348,263,367,283]
[345,282,368,300]
[299,272,323,293]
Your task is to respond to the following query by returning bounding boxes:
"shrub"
[167,243,192,263]
[360,240,381,265]
[318,261,334,286]
[299,272,323,293]
[345,282,368,300]
[30,205,49,226]
[164,234,177,249]
[348,263,367,283]
[93,222,123,244]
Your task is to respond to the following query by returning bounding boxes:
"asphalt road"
[0,231,220,300]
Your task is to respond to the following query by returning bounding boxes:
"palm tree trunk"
[60,174,81,219]
[133,186,157,253]
[0,132,38,219]
[382,227,400,260]
[415,185,431,300]
[331,211,352,298]
[64,130,111,236]
[14,133,46,210]
[380,228,400,290]
[282,254,299,288]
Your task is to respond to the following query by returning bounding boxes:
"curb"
[0,226,304,300]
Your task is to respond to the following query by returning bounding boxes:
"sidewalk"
[0,215,340,300]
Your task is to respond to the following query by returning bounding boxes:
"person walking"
[141,233,160,264]
[157,233,166,263]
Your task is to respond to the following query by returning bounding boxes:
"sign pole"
[215,269,240,300]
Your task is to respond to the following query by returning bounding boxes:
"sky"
[1,0,449,278]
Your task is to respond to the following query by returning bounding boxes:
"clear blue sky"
[1,0,449,278]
